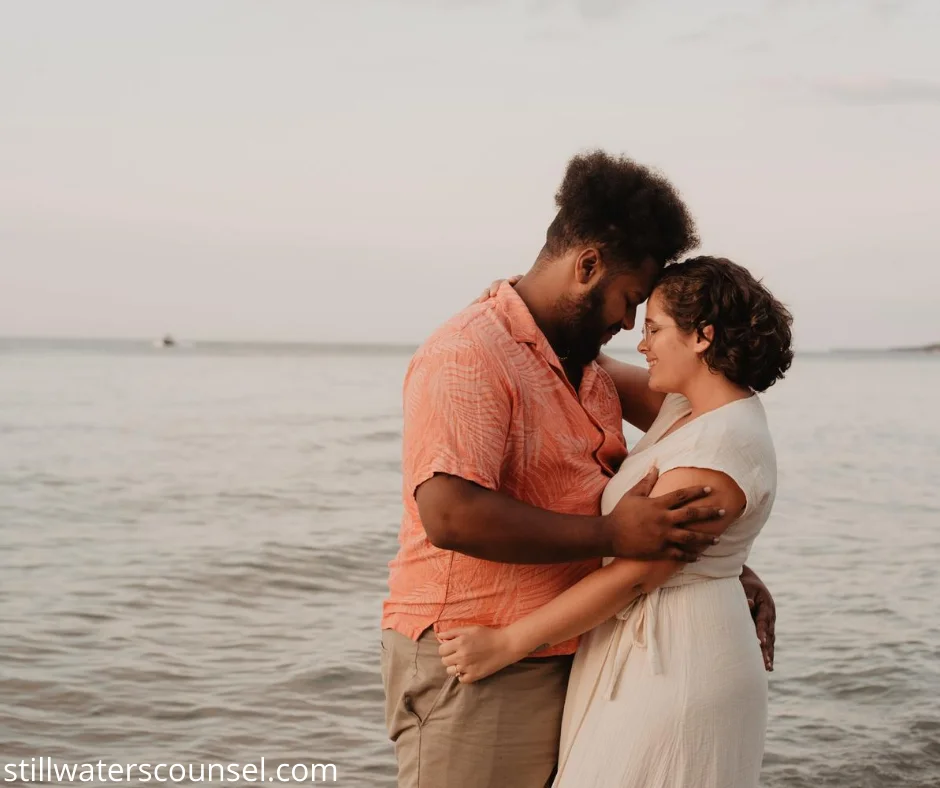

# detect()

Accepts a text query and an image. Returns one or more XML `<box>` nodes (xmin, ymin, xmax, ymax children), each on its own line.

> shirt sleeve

<box><xmin>402</xmin><ymin>337</ymin><xmax>512</xmax><ymax>499</ymax></box>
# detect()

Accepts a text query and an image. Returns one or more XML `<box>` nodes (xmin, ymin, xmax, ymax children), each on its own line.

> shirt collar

<box><xmin>494</xmin><ymin>282</ymin><xmax>601</xmax><ymax>382</ymax></box>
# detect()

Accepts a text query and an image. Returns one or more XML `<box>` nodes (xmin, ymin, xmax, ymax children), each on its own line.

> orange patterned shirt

<box><xmin>382</xmin><ymin>282</ymin><xmax>628</xmax><ymax>656</ymax></box>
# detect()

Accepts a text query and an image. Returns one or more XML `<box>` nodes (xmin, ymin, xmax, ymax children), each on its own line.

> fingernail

<box><xmin>704</xmin><ymin>486</ymin><xmax>712</xmax><ymax>493</ymax></box>
<box><xmin>718</xmin><ymin>509</ymin><xmax>726</xmax><ymax>516</ymax></box>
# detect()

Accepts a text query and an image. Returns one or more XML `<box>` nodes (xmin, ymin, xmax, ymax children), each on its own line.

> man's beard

<box><xmin>556</xmin><ymin>284</ymin><xmax>609</xmax><ymax>367</ymax></box>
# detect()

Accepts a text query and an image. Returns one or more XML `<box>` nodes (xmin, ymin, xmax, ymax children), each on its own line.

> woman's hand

<box><xmin>437</xmin><ymin>625</ymin><xmax>527</xmax><ymax>683</ymax></box>
<box><xmin>471</xmin><ymin>274</ymin><xmax>524</xmax><ymax>305</ymax></box>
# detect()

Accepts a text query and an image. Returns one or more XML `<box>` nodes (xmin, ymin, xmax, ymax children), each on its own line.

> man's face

<box><xmin>559</xmin><ymin>256</ymin><xmax>660</xmax><ymax>366</ymax></box>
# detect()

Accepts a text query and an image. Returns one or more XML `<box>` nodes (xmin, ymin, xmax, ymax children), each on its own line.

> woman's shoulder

<box><xmin>692</xmin><ymin>394</ymin><xmax>769</xmax><ymax>437</ymax></box>
<box><xmin>660</xmin><ymin>396</ymin><xmax>775</xmax><ymax>472</ymax></box>
<box><xmin>662</xmin><ymin>395</ymin><xmax>777</xmax><ymax>518</ymax></box>
<box><xmin>688</xmin><ymin>398</ymin><xmax>773</xmax><ymax>472</ymax></box>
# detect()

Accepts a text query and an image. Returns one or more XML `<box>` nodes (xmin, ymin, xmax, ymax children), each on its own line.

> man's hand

<box><xmin>740</xmin><ymin>566</ymin><xmax>775</xmax><ymax>671</ymax></box>
<box><xmin>604</xmin><ymin>467</ymin><xmax>723</xmax><ymax>562</ymax></box>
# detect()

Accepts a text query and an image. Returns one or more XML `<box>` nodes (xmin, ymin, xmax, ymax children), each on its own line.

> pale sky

<box><xmin>2</xmin><ymin>0</ymin><xmax>938</xmax><ymax>351</ymax></box>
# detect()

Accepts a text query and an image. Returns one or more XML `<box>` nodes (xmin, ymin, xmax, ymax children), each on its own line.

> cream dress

<box><xmin>553</xmin><ymin>393</ymin><xmax>777</xmax><ymax>788</ymax></box>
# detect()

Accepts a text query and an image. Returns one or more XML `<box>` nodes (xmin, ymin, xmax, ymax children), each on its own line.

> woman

<box><xmin>438</xmin><ymin>256</ymin><xmax>793</xmax><ymax>787</ymax></box>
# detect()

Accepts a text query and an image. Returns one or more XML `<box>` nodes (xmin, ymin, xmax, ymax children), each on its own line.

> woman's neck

<box><xmin>678</xmin><ymin>367</ymin><xmax>753</xmax><ymax>418</ymax></box>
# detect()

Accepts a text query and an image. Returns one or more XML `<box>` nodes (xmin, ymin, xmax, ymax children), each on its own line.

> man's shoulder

<box><xmin>412</xmin><ymin>302</ymin><xmax>517</xmax><ymax>368</ymax></box>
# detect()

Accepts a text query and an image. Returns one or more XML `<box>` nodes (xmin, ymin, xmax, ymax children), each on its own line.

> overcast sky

<box><xmin>2</xmin><ymin>0</ymin><xmax>938</xmax><ymax>350</ymax></box>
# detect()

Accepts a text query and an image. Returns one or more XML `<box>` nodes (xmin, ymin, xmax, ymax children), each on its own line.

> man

<box><xmin>381</xmin><ymin>150</ymin><xmax>776</xmax><ymax>788</ymax></box>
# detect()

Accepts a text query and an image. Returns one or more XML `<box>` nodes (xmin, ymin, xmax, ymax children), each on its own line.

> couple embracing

<box><xmin>380</xmin><ymin>150</ymin><xmax>792</xmax><ymax>788</ymax></box>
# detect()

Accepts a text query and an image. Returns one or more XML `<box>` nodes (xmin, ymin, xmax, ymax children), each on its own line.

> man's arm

<box><xmin>436</xmin><ymin>468</ymin><xmax>742</xmax><ymax>683</ymax></box>
<box><xmin>597</xmin><ymin>353</ymin><xmax>666</xmax><ymax>433</ymax></box>
<box><xmin>405</xmin><ymin>339</ymin><xmax>721</xmax><ymax>566</ymax></box>
<box><xmin>416</xmin><ymin>470</ymin><xmax>722</xmax><ymax>564</ymax></box>
<box><xmin>740</xmin><ymin>565</ymin><xmax>776</xmax><ymax>671</ymax></box>
<box><xmin>495</xmin><ymin>467</ymin><xmax>741</xmax><ymax>653</ymax></box>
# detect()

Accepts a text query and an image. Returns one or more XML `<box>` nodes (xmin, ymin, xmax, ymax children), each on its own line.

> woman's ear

<box><xmin>694</xmin><ymin>325</ymin><xmax>714</xmax><ymax>354</ymax></box>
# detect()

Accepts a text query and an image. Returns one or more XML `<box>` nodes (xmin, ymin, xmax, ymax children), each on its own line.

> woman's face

<box><xmin>637</xmin><ymin>289</ymin><xmax>707</xmax><ymax>393</ymax></box>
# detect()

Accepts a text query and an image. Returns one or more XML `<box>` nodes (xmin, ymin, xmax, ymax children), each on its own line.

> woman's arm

<box><xmin>438</xmin><ymin>467</ymin><xmax>745</xmax><ymax>682</ymax></box>
<box><xmin>597</xmin><ymin>353</ymin><xmax>668</xmax><ymax>433</ymax></box>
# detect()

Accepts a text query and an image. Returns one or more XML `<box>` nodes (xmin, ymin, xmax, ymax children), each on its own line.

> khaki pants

<box><xmin>381</xmin><ymin>627</ymin><xmax>572</xmax><ymax>788</ymax></box>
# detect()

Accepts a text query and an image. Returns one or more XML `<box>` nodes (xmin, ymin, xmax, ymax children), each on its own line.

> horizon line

<box><xmin>2</xmin><ymin>334</ymin><xmax>936</xmax><ymax>355</ymax></box>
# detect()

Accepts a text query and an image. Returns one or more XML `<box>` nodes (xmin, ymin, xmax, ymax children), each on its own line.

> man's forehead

<box><xmin>610</xmin><ymin>266</ymin><xmax>657</xmax><ymax>299</ymax></box>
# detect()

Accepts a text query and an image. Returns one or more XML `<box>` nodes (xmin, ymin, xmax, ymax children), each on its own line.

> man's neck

<box><xmin>515</xmin><ymin>270</ymin><xmax>589</xmax><ymax>395</ymax></box>
<box><xmin>513</xmin><ymin>269</ymin><xmax>569</xmax><ymax>358</ymax></box>
<box><xmin>563</xmin><ymin>362</ymin><xmax>585</xmax><ymax>394</ymax></box>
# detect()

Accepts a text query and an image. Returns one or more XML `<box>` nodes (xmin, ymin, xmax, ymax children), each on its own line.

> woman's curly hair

<box><xmin>655</xmin><ymin>256</ymin><xmax>794</xmax><ymax>393</ymax></box>
<box><xmin>544</xmin><ymin>150</ymin><xmax>699</xmax><ymax>269</ymax></box>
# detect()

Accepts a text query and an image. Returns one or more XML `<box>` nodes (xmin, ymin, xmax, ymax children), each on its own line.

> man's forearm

<box><xmin>418</xmin><ymin>475</ymin><xmax>613</xmax><ymax>563</ymax></box>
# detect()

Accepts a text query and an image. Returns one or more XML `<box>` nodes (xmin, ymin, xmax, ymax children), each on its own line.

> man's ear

<box><xmin>574</xmin><ymin>247</ymin><xmax>602</xmax><ymax>285</ymax></box>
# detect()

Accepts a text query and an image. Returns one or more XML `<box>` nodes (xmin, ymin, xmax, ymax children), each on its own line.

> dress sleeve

<box><xmin>655</xmin><ymin>403</ymin><xmax>771</xmax><ymax>520</ymax></box>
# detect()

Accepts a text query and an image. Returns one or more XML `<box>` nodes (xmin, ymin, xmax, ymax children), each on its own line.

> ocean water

<box><xmin>1</xmin><ymin>339</ymin><xmax>938</xmax><ymax>787</ymax></box>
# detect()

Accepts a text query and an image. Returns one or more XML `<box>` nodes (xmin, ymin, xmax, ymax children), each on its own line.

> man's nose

<box><xmin>622</xmin><ymin>309</ymin><xmax>637</xmax><ymax>331</ymax></box>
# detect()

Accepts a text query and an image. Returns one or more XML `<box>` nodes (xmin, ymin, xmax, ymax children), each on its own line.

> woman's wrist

<box><xmin>504</xmin><ymin>623</ymin><xmax>546</xmax><ymax>660</ymax></box>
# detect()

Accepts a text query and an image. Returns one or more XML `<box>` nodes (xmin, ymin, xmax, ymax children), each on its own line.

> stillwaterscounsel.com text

<box><xmin>3</xmin><ymin>757</ymin><xmax>337</xmax><ymax>784</ymax></box>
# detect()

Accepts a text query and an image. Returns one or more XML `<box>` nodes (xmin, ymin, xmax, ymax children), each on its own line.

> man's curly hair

<box><xmin>542</xmin><ymin>150</ymin><xmax>699</xmax><ymax>269</ymax></box>
<box><xmin>656</xmin><ymin>256</ymin><xmax>794</xmax><ymax>393</ymax></box>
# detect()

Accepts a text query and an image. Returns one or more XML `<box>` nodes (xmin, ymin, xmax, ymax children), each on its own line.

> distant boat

<box><xmin>155</xmin><ymin>334</ymin><xmax>176</xmax><ymax>348</ymax></box>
